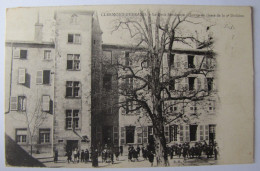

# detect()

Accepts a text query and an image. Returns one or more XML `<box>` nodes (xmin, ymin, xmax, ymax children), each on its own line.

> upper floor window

<box><xmin>125</xmin><ymin>52</ymin><xmax>132</xmax><ymax>66</ymax></box>
<box><xmin>188</xmin><ymin>55</ymin><xmax>195</xmax><ymax>68</ymax></box>
<box><xmin>66</xmin><ymin>81</ymin><xmax>80</xmax><ymax>98</ymax></box>
<box><xmin>207</xmin><ymin>78</ymin><xmax>214</xmax><ymax>91</ymax></box>
<box><xmin>70</xmin><ymin>14</ymin><xmax>78</xmax><ymax>24</ymax></box>
<box><xmin>42</xmin><ymin>95</ymin><xmax>50</xmax><ymax>112</ymax></box>
<box><xmin>36</xmin><ymin>70</ymin><xmax>51</xmax><ymax>85</ymax></box>
<box><xmin>169</xmin><ymin>77</ymin><xmax>175</xmax><ymax>91</ymax></box>
<box><xmin>39</xmin><ymin>129</ymin><xmax>50</xmax><ymax>144</ymax></box>
<box><xmin>18</xmin><ymin>68</ymin><xmax>26</xmax><ymax>84</ymax></box>
<box><xmin>14</xmin><ymin>49</ymin><xmax>27</xmax><ymax>59</ymax></box>
<box><xmin>169</xmin><ymin>53</ymin><xmax>175</xmax><ymax>68</ymax></box>
<box><xmin>10</xmin><ymin>96</ymin><xmax>26</xmax><ymax>111</ymax></box>
<box><xmin>68</xmin><ymin>34</ymin><xmax>81</xmax><ymax>44</ymax></box>
<box><xmin>67</xmin><ymin>54</ymin><xmax>80</xmax><ymax>70</ymax></box>
<box><xmin>188</xmin><ymin>77</ymin><xmax>196</xmax><ymax>91</ymax></box>
<box><xmin>16</xmin><ymin>129</ymin><xmax>27</xmax><ymax>143</ymax></box>
<box><xmin>65</xmin><ymin>109</ymin><xmax>80</xmax><ymax>129</ymax></box>
<box><xmin>44</xmin><ymin>50</ymin><xmax>51</xmax><ymax>60</ymax></box>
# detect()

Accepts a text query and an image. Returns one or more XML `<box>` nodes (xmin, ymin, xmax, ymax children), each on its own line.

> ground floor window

<box><xmin>39</xmin><ymin>129</ymin><xmax>50</xmax><ymax>144</ymax></box>
<box><xmin>16</xmin><ymin>129</ymin><xmax>27</xmax><ymax>143</ymax></box>
<box><xmin>190</xmin><ymin>125</ymin><xmax>198</xmax><ymax>141</ymax></box>
<box><xmin>125</xmin><ymin>126</ymin><xmax>135</xmax><ymax>144</ymax></box>
<box><xmin>170</xmin><ymin>125</ymin><xmax>178</xmax><ymax>142</ymax></box>
<box><xmin>209</xmin><ymin>124</ymin><xmax>216</xmax><ymax>144</ymax></box>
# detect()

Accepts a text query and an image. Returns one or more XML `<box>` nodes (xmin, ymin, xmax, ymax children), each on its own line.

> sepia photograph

<box><xmin>3</xmin><ymin>4</ymin><xmax>254</xmax><ymax>169</ymax></box>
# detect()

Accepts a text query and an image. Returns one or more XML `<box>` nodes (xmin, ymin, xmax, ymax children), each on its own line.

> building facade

<box><xmin>5</xmin><ymin>9</ymin><xmax>217</xmax><ymax>156</ymax></box>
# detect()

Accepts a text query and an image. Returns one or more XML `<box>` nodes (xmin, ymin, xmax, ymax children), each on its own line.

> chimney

<box><xmin>34</xmin><ymin>12</ymin><xmax>43</xmax><ymax>42</ymax></box>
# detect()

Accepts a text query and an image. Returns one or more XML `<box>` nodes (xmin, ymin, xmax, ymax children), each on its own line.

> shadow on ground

<box><xmin>5</xmin><ymin>134</ymin><xmax>46</xmax><ymax>167</ymax></box>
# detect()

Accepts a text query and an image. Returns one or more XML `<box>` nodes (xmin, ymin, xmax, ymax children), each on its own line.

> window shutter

<box><xmin>14</xmin><ymin>49</ymin><xmax>20</xmax><ymax>58</ymax></box>
<box><xmin>143</xmin><ymin>126</ymin><xmax>148</xmax><ymax>144</ymax></box>
<box><xmin>197</xmin><ymin>78</ymin><xmax>201</xmax><ymax>90</ymax></box>
<box><xmin>205</xmin><ymin>125</ymin><xmax>209</xmax><ymax>140</ymax></box>
<box><xmin>204</xmin><ymin>77</ymin><xmax>208</xmax><ymax>90</ymax></box>
<box><xmin>179</xmin><ymin>125</ymin><xmax>184</xmax><ymax>142</ymax></box>
<box><xmin>36</xmin><ymin>71</ymin><xmax>43</xmax><ymax>84</ymax></box>
<box><xmin>185</xmin><ymin>125</ymin><xmax>190</xmax><ymax>142</ymax></box>
<box><xmin>42</xmin><ymin>95</ymin><xmax>50</xmax><ymax>112</ymax></box>
<box><xmin>18</xmin><ymin>68</ymin><xmax>26</xmax><ymax>84</ymax></box>
<box><xmin>10</xmin><ymin>97</ymin><xmax>18</xmax><ymax>110</ymax></box>
<box><xmin>137</xmin><ymin>127</ymin><xmax>142</xmax><ymax>144</ymax></box>
<box><xmin>199</xmin><ymin>125</ymin><xmax>204</xmax><ymax>140</ymax></box>
<box><xmin>120</xmin><ymin>127</ymin><xmax>125</xmax><ymax>145</ymax></box>
<box><xmin>164</xmin><ymin>126</ymin><xmax>170</xmax><ymax>143</ymax></box>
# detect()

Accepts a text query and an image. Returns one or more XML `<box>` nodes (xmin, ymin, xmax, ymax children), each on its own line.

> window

<box><xmin>169</xmin><ymin>53</ymin><xmax>175</xmax><ymax>67</ymax></box>
<box><xmin>39</xmin><ymin>129</ymin><xmax>50</xmax><ymax>144</ymax></box>
<box><xmin>207</xmin><ymin>78</ymin><xmax>214</xmax><ymax>91</ymax></box>
<box><xmin>14</xmin><ymin>49</ymin><xmax>28</xmax><ymax>59</ymax></box>
<box><xmin>10</xmin><ymin>96</ymin><xmax>26</xmax><ymax>111</ymax></box>
<box><xmin>42</xmin><ymin>95</ymin><xmax>50</xmax><ymax>112</ymax></box>
<box><xmin>36</xmin><ymin>70</ymin><xmax>51</xmax><ymax>85</ymax></box>
<box><xmin>66</xmin><ymin>81</ymin><xmax>80</xmax><ymax>97</ymax></box>
<box><xmin>103</xmin><ymin>51</ymin><xmax>112</xmax><ymax>64</ymax></box>
<box><xmin>188</xmin><ymin>77</ymin><xmax>196</xmax><ymax>91</ymax></box>
<box><xmin>209</xmin><ymin>125</ymin><xmax>216</xmax><ymax>144</ymax></box>
<box><xmin>44</xmin><ymin>50</ymin><xmax>51</xmax><ymax>60</ymax></box>
<box><xmin>67</xmin><ymin>54</ymin><xmax>80</xmax><ymax>70</ymax></box>
<box><xmin>125</xmin><ymin>78</ymin><xmax>133</xmax><ymax>90</ymax></box>
<box><xmin>125</xmin><ymin>126</ymin><xmax>135</xmax><ymax>143</ymax></box>
<box><xmin>65</xmin><ymin>109</ymin><xmax>80</xmax><ymax>129</ymax></box>
<box><xmin>103</xmin><ymin>74</ymin><xmax>112</xmax><ymax>90</ymax></box>
<box><xmin>68</xmin><ymin>34</ymin><xmax>81</xmax><ymax>44</ymax></box>
<box><xmin>18</xmin><ymin>68</ymin><xmax>26</xmax><ymax>84</ymax></box>
<box><xmin>170</xmin><ymin>125</ymin><xmax>178</xmax><ymax>142</ymax></box>
<box><xmin>188</xmin><ymin>55</ymin><xmax>195</xmax><ymax>68</ymax></box>
<box><xmin>70</xmin><ymin>14</ymin><xmax>78</xmax><ymax>24</ymax></box>
<box><xmin>125</xmin><ymin>52</ymin><xmax>132</xmax><ymax>66</ymax></box>
<box><xmin>126</xmin><ymin>99</ymin><xmax>134</xmax><ymax>114</ymax></box>
<box><xmin>190</xmin><ymin>125</ymin><xmax>198</xmax><ymax>141</ymax></box>
<box><xmin>16</xmin><ymin>129</ymin><xmax>27</xmax><ymax>143</ymax></box>
<box><xmin>169</xmin><ymin>77</ymin><xmax>175</xmax><ymax>90</ymax></box>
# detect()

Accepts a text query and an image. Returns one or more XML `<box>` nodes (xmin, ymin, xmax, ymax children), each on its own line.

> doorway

<box><xmin>125</xmin><ymin>126</ymin><xmax>135</xmax><ymax>144</ymax></box>
<box><xmin>66</xmin><ymin>140</ymin><xmax>78</xmax><ymax>152</ymax></box>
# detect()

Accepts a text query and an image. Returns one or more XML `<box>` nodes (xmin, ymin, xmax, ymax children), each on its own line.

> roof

<box><xmin>5</xmin><ymin>40</ymin><xmax>55</xmax><ymax>48</ymax></box>
<box><xmin>102</xmin><ymin>44</ymin><xmax>215</xmax><ymax>56</ymax></box>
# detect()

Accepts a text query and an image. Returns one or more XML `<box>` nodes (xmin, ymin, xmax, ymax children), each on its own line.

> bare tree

<box><xmin>105</xmin><ymin>10</ymin><xmax>216</xmax><ymax>166</ymax></box>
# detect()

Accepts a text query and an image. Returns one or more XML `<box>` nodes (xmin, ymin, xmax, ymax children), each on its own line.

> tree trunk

<box><xmin>153</xmin><ymin>125</ymin><xmax>169</xmax><ymax>166</ymax></box>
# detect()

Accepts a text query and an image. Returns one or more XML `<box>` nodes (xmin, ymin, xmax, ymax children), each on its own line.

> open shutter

<box><xmin>164</xmin><ymin>126</ymin><xmax>170</xmax><ymax>143</ymax></box>
<box><xmin>36</xmin><ymin>71</ymin><xmax>43</xmax><ymax>84</ymax></box>
<box><xmin>120</xmin><ymin>127</ymin><xmax>125</xmax><ymax>145</ymax></box>
<box><xmin>205</xmin><ymin>125</ymin><xmax>209</xmax><ymax>141</ymax></box>
<box><xmin>14</xmin><ymin>49</ymin><xmax>20</xmax><ymax>58</ymax></box>
<box><xmin>179</xmin><ymin>125</ymin><xmax>184</xmax><ymax>142</ymax></box>
<box><xmin>143</xmin><ymin>126</ymin><xmax>148</xmax><ymax>144</ymax></box>
<box><xmin>42</xmin><ymin>95</ymin><xmax>50</xmax><ymax>112</ymax></box>
<box><xmin>10</xmin><ymin>97</ymin><xmax>18</xmax><ymax>110</ymax></box>
<box><xmin>197</xmin><ymin>78</ymin><xmax>201</xmax><ymax>90</ymax></box>
<box><xmin>137</xmin><ymin>127</ymin><xmax>142</xmax><ymax>144</ymax></box>
<box><xmin>18</xmin><ymin>68</ymin><xmax>26</xmax><ymax>84</ymax></box>
<box><xmin>185</xmin><ymin>125</ymin><xmax>190</xmax><ymax>142</ymax></box>
<box><xmin>204</xmin><ymin>77</ymin><xmax>208</xmax><ymax>91</ymax></box>
<box><xmin>199</xmin><ymin>125</ymin><xmax>204</xmax><ymax>141</ymax></box>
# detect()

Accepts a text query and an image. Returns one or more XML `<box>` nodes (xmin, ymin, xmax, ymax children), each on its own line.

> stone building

<box><xmin>5</xmin><ymin>9</ymin><xmax>217</xmax><ymax>156</ymax></box>
<box><xmin>5</xmin><ymin>18</ymin><xmax>55</xmax><ymax>154</ymax></box>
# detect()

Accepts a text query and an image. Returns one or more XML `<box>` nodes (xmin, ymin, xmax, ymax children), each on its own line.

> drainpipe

<box><xmin>5</xmin><ymin>42</ymin><xmax>14</xmax><ymax>114</ymax></box>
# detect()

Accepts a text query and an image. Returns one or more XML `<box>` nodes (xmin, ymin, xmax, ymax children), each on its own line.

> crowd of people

<box><xmin>54</xmin><ymin>141</ymin><xmax>218</xmax><ymax>167</ymax></box>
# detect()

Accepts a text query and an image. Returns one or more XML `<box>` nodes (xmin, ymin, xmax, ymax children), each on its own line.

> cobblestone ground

<box><xmin>35</xmin><ymin>154</ymin><xmax>217</xmax><ymax>168</ymax></box>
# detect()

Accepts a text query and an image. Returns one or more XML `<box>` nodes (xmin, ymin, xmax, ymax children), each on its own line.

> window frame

<box><xmin>67</xmin><ymin>54</ymin><xmax>81</xmax><ymax>71</ymax></box>
<box><xmin>39</xmin><ymin>128</ymin><xmax>51</xmax><ymax>144</ymax></box>
<box><xmin>16</xmin><ymin>128</ymin><xmax>27</xmax><ymax>144</ymax></box>
<box><xmin>68</xmin><ymin>33</ymin><xmax>81</xmax><ymax>44</ymax></box>
<box><xmin>18</xmin><ymin>96</ymin><xmax>26</xmax><ymax>112</ymax></box>
<box><xmin>65</xmin><ymin>81</ymin><xmax>81</xmax><ymax>98</ymax></box>
<box><xmin>65</xmin><ymin>109</ymin><xmax>80</xmax><ymax>130</ymax></box>
<box><xmin>43</xmin><ymin>50</ymin><xmax>52</xmax><ymax>60</ymax></box>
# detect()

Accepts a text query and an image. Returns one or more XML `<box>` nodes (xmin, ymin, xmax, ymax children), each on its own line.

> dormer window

<box><xmin>71</xmin><ymin>14</ymin><xmax>78</xmax><ymax>24</ymax></box>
